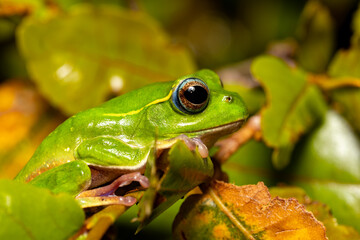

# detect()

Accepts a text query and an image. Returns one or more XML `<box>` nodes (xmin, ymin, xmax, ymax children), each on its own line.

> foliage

<box><xmin>0</xmin><ymin>179</ymin><xmax>84</xmax><ymax>239</ymax></box>
<box><xmin>269</xmin><ymin>186</ymin><xmax>360</xmax><ymax>240</ymax></box>
<box><xmin>252</xmin><ymin>55</ymin><xmax>327</xmax><ymax>169</ymax></box>
<box><xmin>173</xmin><ymin>181</ymin><xmax>327</xmax><ymax>240</ymax></box>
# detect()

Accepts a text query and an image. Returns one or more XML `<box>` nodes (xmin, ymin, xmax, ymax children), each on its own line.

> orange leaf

<box><xmin>0</xmin><ymin>80</ymin><xmax>63</xmax><ymax>179</ymax></box>
<box><xmin>173</xmin><ymin>181</ymin><xmax>327</xmax><ymax>240</ymax></box>
<box><xmin>0</xmin><ymin>81</ymin><xmax>45</xmax><ymax>152</ymax></box>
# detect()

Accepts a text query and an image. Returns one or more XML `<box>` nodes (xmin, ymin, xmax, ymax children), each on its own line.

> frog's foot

<box><xmin>176</xmin><ymin>134</ymin><xmax>209</xmax><ymax>158</ymax></box>
<box><xmin>76</xmin><ymin>172</ymin><xmax>149</xmax><ymax>208</ymax></box>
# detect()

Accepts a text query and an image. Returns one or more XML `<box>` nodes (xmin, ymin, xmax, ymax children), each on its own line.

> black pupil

<box><xmin>184</xmin><ymin>85</ymin><xmax>208</xmax><ymax>104</ymax></box>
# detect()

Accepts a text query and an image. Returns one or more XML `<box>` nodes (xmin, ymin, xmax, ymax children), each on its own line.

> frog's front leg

<box><xmin>29</xmin><ymin>161</ymin><xmax>92</xmax><ymax>195</ymax></box>
<box><xmin>28</xmin><ymin>161</ymin><xmax>144</xmax><ymax>208</ymax></box>
<box><xmin>75</xmin><ymin>137</ymin><xmax>151</xmax><ymax>208</ymax></box>
<box><xmin>76</xmin><ymin>172</ymin><xmax>149</xmax><ymax>208</ymax></box>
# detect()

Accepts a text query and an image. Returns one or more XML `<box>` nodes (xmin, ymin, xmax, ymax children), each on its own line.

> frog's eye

<box><xmin>172</xmin><ymin>78</ymin><xmax>210</xmax><ymax>114</ymax></box>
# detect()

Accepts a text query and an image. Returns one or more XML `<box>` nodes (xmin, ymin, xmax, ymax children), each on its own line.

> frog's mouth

<box><xmin>156</xmin><ymin>119</ymin><xmax>246</xmax><ymax>152</ymax></box>
<box><xmin>190</xmin><ymin>119</ymin><xmax>246</xmax><ymax>148</ymax></box>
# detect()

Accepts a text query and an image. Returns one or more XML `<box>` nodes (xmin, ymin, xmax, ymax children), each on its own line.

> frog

<box><xmin>15</xmin><ymin>69</ymin><xmax>248</xmax><ymax>208</ymax></box>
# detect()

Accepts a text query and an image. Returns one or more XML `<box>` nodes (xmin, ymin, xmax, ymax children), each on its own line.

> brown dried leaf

<box><xmin>173</xmin><ymin>181</ymin><xmax>327</xmax><ymax>240</ymax></box>
<box><xmin>270</xmin><ymin>186</ymin><xmax>360</xmax><ymax>240</ymax></box>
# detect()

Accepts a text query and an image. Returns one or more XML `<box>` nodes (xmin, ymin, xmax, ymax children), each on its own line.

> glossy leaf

<box><xmin>251</xmin><ymin>55</ymin><xmax>327</xmax><ymax>169</ymax></box>
<box><xmin>0</xmin><ymin>179</ymin><xmax>84</xmax><ymax>239</ymax></box>
<box><xmin>137</xmin><ymin>140</ymin><xmax>213</xmax><ymax>231</ymax></box>
<box><xmin>286</xmin><ymin>110</ymin><xmax>360</xmax><ymax>232</ymax></box>
<box><xmin>173</xmin><ymin>181</ymin><xmax>327</xmax><ymax>240</ymax></box>
<box><xmin>270</xmin><ymin>186</ymin><xmax>360</xmax><ymax>240</ymax></box>
<box><xmin>17</xmin><ymin>4</ymin><xmax>195</xmax><ymax>115</ymax></box>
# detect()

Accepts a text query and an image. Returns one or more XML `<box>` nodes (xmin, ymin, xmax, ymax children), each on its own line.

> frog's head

<box><xmin>149</xmin><ymin>69</ymin><xmax>248</xmax><ymax>148</ymax></box>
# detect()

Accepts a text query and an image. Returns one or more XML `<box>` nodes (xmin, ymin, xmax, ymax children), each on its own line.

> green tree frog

<box><xmin>15</xmin><ymin>69</ymin><xmax>248</xmax><ymax>208</ymax></box>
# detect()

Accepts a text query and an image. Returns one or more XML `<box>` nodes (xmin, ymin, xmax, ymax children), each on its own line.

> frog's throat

<box><xmin>157</xmin><ymin>119</ymin><xmax>245</xmax><ymax>150</ymax></box>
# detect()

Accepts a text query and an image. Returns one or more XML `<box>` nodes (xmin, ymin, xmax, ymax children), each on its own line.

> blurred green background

<box><xmin>2</xmin><ymin>0</ymin><xmax>358</xmax><ymax>82</ymax></box>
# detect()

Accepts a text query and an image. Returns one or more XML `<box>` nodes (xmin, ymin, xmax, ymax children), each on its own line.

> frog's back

<box><xmin>98</xmin><ymin>81</ymin><xmax>173</xmax><ymax>112</ymax></box>
<box><xmin>15</xmin><ymin>81</ymin><xmax>174</xmax><ymax>182</ymax></box>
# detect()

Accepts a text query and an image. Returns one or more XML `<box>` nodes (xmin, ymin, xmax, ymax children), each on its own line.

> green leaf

<box><xmin>137</xmin><ymin>140</ymin><xmax>213</xmax><ymax>231</ymax></box>
<box><xmin>328</xmin><ymin>86</ymin><xmax>360</xmax><ymax>134</ymax></box>
<box><xmin>295</xmin><ymin>1</ymin><xmax>335</xmax><ymax>73</ymax></box>
<box><xmin>286</xmin><ymin>110</ymin><xmax>360</xmax><ymax>232</ymax></box>
<box><xmin>270</xmin><ymin>186</ymin><xmax>360</xmax><ymax>240</ymax></box>
<box><xmin>0</xmin><ymin>179</ymin><xmax>84</xmax><ymax>240</ymax></box>
<box><xmin>329</xmin><ymin>48</ymin><xmax>360</xmax><ymax>78</ymax></box>
<box><xmin>327</xmin><ymin>48</ymin><xmax>360</xmax><ymax>134</ymax></box>
<box><xmin>324</xmin><ymin>4</ymin><xmax>360</xmax><ymax>133</ymax></box>
<box><xmin>17</xmin><ymin>4</ymin><xmax>195</xmax><ymax>115</ymax></box>
<box><xmin>251</xmin><ymin>55</ymin><xmax>327</xmax><ymax>169</ymax></box>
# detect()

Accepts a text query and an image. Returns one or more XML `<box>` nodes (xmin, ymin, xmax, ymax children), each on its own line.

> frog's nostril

<box><xmin>222</xmin><ymin>95</ymin><xmax>233</xmax><ymax>103</ymax></box>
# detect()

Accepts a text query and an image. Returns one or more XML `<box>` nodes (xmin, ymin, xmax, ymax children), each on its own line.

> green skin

<box><xmin>15</xmin><ymin>69</ymin><xmax>248</xmax><ymax>203</ymax></box>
